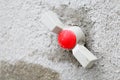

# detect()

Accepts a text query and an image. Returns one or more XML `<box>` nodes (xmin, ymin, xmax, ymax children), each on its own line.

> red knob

<box><xmin>58</xmin><ymin>30</ymin><xmax>76</xmax><ymax>50</ymax></box>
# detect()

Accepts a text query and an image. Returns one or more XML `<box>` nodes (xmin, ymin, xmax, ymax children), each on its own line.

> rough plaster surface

<box><xmin>0</xmin><ymin>0</ymin><xmax>120</xmax><ymax>80</ymax></box>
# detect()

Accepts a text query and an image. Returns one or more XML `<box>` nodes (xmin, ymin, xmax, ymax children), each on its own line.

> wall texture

<box><xmin>0</xmin><ymin>0</ymin><xmax>120</xmax><ymax>80</ymax></box>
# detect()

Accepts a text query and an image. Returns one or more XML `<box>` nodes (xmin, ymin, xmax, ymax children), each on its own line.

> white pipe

<box><xmin>72</xmin><ymin>44</ymin><xmax>98</xmax><ymax>68</ymax></box>
<box><xmin>41</xmin><ymin>11</ymin><xmax>64</xmax><ymax>34</ymax></box>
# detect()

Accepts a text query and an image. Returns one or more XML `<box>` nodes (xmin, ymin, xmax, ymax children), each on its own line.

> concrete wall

<box><xmin>0</xmin><ymin>0</ymin><xmax>120</xmax><ymax>80</ymax></box>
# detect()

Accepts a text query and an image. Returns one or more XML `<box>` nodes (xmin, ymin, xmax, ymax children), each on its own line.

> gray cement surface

<box><xmin>0</xmin><ymin>0</ymin><xmax>120</xmax><ymax>80</ymax></box>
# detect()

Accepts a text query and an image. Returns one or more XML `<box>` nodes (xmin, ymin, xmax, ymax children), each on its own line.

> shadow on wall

<box><xmin>52</xmin><ymin>5</ymin><xmax>95</xmax><ymax>49</ymax></box>
<box><xmin>0</xmin><ymin>61</ymin><xmax>60</xmax><ymax>80</ymax></box>
<box><xmin>44</xmin><ymin>5</ymin><xmax>95</xmax><ymax>66</ymax></box>
<box><xmin>52</xmin><ymin>4</ymin><xmax>95</xmax><ymax>37</ymax></box>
